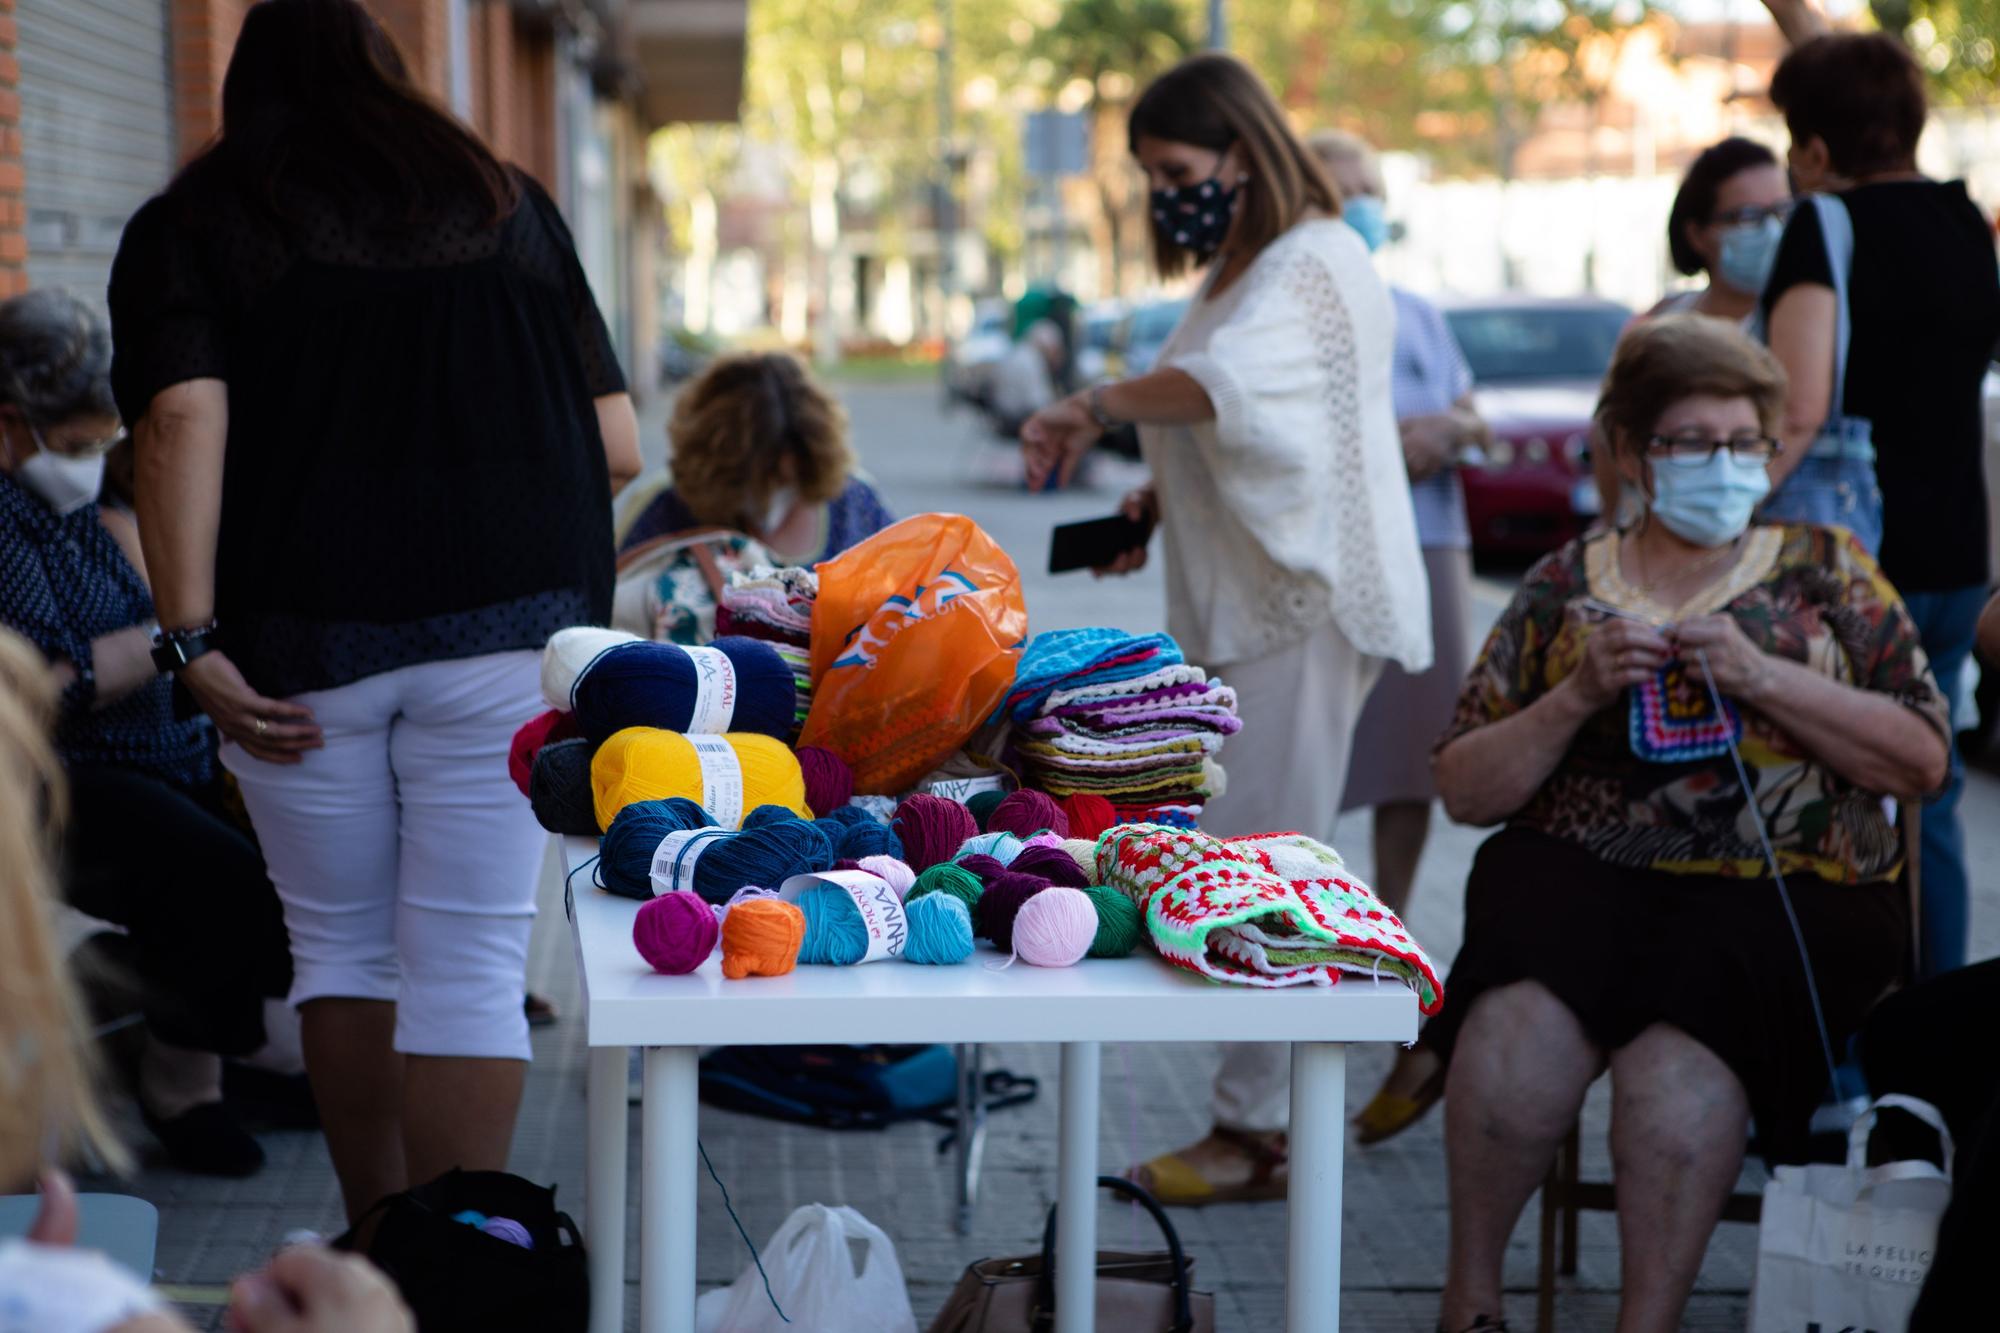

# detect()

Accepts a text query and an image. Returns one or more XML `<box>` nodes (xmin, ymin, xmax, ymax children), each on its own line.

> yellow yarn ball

<box><xmin>591</xmin><ymin>728</ymin><xmax>810</xmax><ymax>830</ymax></box>
<box><xmin>1058</xmin><ymin>838</ymin><xmax>1101</xmax><ymax>886</ymax></box>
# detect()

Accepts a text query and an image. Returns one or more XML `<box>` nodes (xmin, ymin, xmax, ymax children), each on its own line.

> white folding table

<box><xmin>563</xmin><ymin>836</ymin><xmax>1417</xmax><ymax>1333</ymax></box>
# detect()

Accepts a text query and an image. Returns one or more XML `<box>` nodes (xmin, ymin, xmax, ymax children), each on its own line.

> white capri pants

<box><xmin>224</xmin><ymin>651</ymin><xmax>546</xmax><ymax>1061</ymax></box>
<box><xmin>1198</xmin><ymin>617</ymin><xmax>1383</xmax><ymax>1133</ymax></box>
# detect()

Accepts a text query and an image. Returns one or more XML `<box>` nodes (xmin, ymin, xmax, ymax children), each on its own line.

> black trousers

<box><xmin>63</xmin><ymin>765</ymin><xmax>292</xmax><ymax>1057</ymax></box>
<box><xmin>1858</xmin><ymin>957</ymin><xmax>2000</xmax><ymax>1330</ymax></box>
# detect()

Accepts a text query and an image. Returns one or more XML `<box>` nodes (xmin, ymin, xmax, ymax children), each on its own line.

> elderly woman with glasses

<box><xmin>0</xmin><ymin>288</ymin><xmax>291</xmax><ymax>1179</ymax></box>
<box><xmin>1424</xmin><ymin>315</ymin><xmax>1948</xmax><ymax>1333</ymax></box>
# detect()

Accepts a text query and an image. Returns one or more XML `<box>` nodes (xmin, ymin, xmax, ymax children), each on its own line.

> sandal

<box><xmin>1354</xmin><ymin>1045</ymin><xmax>1445</xmax><ymax>1146</ymax></box>
<box><xmin>1127</xmin><ymin>1126</ymin><xmax>1288</xmax><ymax>1206</ymax></box>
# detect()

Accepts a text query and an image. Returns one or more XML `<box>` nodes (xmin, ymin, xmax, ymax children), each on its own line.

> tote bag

<box><xmin>1749</xmin><ymin>1094</ymin><xmax>1953</xmax><ymax>1333</ymax></box>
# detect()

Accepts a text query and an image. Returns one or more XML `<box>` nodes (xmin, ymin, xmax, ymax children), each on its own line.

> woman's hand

<box><xmin>226</xmin><ymin>1247</ymin><xmax>414</xmax><ymax>1333</ymax></box>
<box><xmin>181</xmin><ymin>652</ymin><xmax>322</xmax><ymax>764</ymax></box>
<box><xmin>1094</xmin><ymin>486</ymin><xmax>1159</xmax><ymax>578</ymax></box>
<box><xmin>1566</xmin><ymin>614</ymin><xmax>1673</xmax><ymax>711</ymax></box>
<box><xmin>1672</xmin><ymin>615</ymin><xmax>1776</xmax><ymax>705</ymax></box>
<box><xmin>1398</xmin><ymin>414</ymin><xmax>1460</xmax><ymax>481</ymax></box>
<box><xmin>1021</xmin><ymin>394</ymin><xmax>1103</xmax><ymax>490</ymax></box>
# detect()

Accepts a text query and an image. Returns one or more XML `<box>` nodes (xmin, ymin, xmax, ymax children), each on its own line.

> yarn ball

<box><xmin>540</xmin><ymin>627</ymin><xmax>641</xmax><ymax>711</ymax></box>
<box><xmin>986</xmin><ymin>790</ymin><xmax>1069</xmax><ymax>841</ymax></box>
<box><xmin>903</xmin><ymin>893</ymin><xmax>975</xmax><ymax>965</ymax></box>
<box><xmin>1059</xmin><ymin>794</ymin><xmax>1118</xmax><ymax>841</ymax></box>
<box><xmin>891</xmin><ymin>794</ymin><xmax>979</xmax><ymax>872</ymax></box>
<box><xmin>1022</xmin><ymin>831</ymin><xmax>1066</xmax><ymax>851</ymax></box>
<box><xmin>633</xmin><ymin>890</ymin><xmax>718</xmax><ymax>975</ymax></box>
<box><xmin>797</xmin><ymin>884</ymin><xmax>873</xmax><ymax>965</ymax></box>
<box><xmin>1013</xmin><ymin>886</ymin><xmax>1097</xmax><ymax>967</ymax></box>
<box><xmin>452</xmin><ymin>1211</ymin><xmax>488</xmax><ymax>1227</ymax></box>
<box><xmin>956</xmin><ymin>831</ymin><xmax>1025</xmax><ymax>867</ymax></box>
<box><xmin>815</xmin><ymin>805</ymin><xmax>878</xmax><ymax>830</ymax></box>
<box><xmin>965</xmin><ymin>788</ymin><xmax>1008</xmax><ymax>832</ymax></box>
<box><xmin>479</xmin><ymin>1217</ymin><xmax>535</xmax><ymax>1249</ymax></box>
<box><xmin>720</xmin><ymin>898</ymin><xmax>805</xmax><ymax>979</ymax></box>
<box><xmin>974</xmin><ymin>871</ymin><xmax>1052</xmax><ymax>953</ymax></box>
<box><xmin>1082</xmin><ymin>884</ymin><xmax>1143</xmax><ymax>959</ymax></box>
<box><xmin>509</xmin><ymin>710</ymin><xmax>579</xmax><ymax>798</ymax></box>
<box><xmin>907</xmin><ymin>862</ymin><xmax>983</xmax><ymax>914</ymax></box>
<box><xmin>857</xmin><ymin>855</ymin><xmax>916</xmax><ymax>898</ymax></box>
<box><xmin>591</xmin><ymin>728</ymin><xmax>808</xmax><ymax>830</ymax></box>
<box><xmin>834</xmin><ymin>819</ymin><xmax>904</xmax><ymax>862</ymax></box>
<box><xmin>572</xmin><ymin>638</ymin><xmax>794</xmax><ymax>743</ymax></box>
<box><xmin>529</xmin><ymin>738</ymin><xmax>601</xmax><ymax>835</ymax></box>
<box><xmin>832</xmin><ymin>858</ymin><xmax>865</xmax><ymax>872</ymax></box>
<box><xmin>600</xmin><ymin>798</ymin><xmax>715</xmax><ymax>898</ymax></box>
<box><xmin>953</xmin><ymin>853</ymin><xmax>1008</xmax><ymax>888</ymax></box>
<box><xmin>744</xmin><ymin>803</ymin><xmax>809</xmax><ymax>830</ymax></box>
<box><xmin>798</xmin><ymin>746</ymin><xmax>855</xmax><ymax>818</ymax></box>
<box><xmin>1058</xmin><ymin>839</ymin><xmax>1101</xmax><ymax>886</ymax></box>
<box><xmin>1008</xmin><ymin>844</ymin><xmax>1091</xmax><ymax>889</ymax></box>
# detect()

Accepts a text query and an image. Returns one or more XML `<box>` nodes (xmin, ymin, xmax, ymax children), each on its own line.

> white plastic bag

<box><xmin>695</xmin><ymin>1203</ymin><xmax>916</xmax><ymax>1333</ymax></box>
<box><xmin>1749</xmin><ymin>1094</ymin><xmax>1953</xmax><ymax>1333</ymax></box>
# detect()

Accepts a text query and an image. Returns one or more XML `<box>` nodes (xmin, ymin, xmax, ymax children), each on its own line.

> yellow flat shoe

<box><xmin>1353</xmin><ymin>1050</ymin><xmax>1445</xmax><ymax>1146</ymax></box>
<box><xmin>1127</xmin><ymin>1127</ymin><xmax>1288</xmax><ymax>1206</ymax></box>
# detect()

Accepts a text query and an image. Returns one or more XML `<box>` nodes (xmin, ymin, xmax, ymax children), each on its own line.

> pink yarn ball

<box><xmin>798</xmin><ymin>746</ymin><xmax>855</xmax><ymax>818</ymax></box>
<box><xmin>633</xmin><ymin>890</ymin><xmax>719</xmax><ymax>974</ymax></box>
<box><xmin>857</xmin><ymin>854</ymin><xmax>916</xmax><ymax>898</ymax></box>
<box><xmin>1012</xmin><ymin>886</ymin><xmax>1096</xmax><ymax>967</ymax></box>
<box><xmin>987</xmin><ymin>789</ymin><xmax>1069</xmax><ymax>841</ymax></box>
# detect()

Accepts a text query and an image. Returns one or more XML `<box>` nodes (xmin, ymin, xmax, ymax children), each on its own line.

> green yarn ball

<box><xmin>966</xmin><ymin>789</ymin><xmax>1008</xmax><ymax>832</ymax></box>
<box><xmin>908</xmin><ymin>862</ymin><xmax>984</xmax><ymax>915</ymax></box>
<box><xmin>1083</xmin><ymin>884</ymin><xmax>1143</xmax><ymax>959</ymax></box>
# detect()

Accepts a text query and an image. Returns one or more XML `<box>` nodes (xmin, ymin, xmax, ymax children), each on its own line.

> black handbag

<box><xmin>334</xmin><ymin>1168</ymin><xmax>589</xmax><ymax>1333</ymax></box>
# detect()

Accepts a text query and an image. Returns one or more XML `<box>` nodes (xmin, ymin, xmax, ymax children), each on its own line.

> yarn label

<box><xmin>777</xmin><ymin>870</ymin><xmax>907</xmax><ymax>962</ymax></box>
<box><xmin>928</xmin><ymin>776</ymin><xmax>1005</xmax><ymax>803</ymax></box>
<box><xmin>688</xmin><ymin>734</ymin><xmax>745</xmax><ymax>828</ymax></box>
<box><xmin>651</xmin><ymin>828</ymin><xmax>729</xmax><ymax>896</ymax></box>
<box><xmin>683</xmin><ymin>646</ymin><xmax>737</xmax><ymax>733</ymax></box>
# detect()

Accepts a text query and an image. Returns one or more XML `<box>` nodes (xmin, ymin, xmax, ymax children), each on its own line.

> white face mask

<box><xmin>14</xmin><ymin>423</ymin><xmax>104</xmax><ymax>516</ymax></box>
<box><xmin>759</xmin><ymin>485</ymin><xmax>799</xmax><ymax>536</ymax></box>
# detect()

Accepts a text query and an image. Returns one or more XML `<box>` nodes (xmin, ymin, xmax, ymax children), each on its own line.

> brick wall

<box><xmin>371</xmin><ymin>0</ymin><xmax>449</xmax><ymax>101</ymax></box>
<box><xmin>169</xmin><ymin>0</ymin><xmax>247</xmax><ymax>161</ymax></box>
<box><xmin>0</xmin><ymin>0</ymin><xmax>21</xmax><ymax>298</ymax></box>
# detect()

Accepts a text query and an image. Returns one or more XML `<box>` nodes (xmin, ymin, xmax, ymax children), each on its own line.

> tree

<box><xmin>1871</xmin><ymin>0</ymin><xmax>2000</xmax><ymax>98</ymax></box>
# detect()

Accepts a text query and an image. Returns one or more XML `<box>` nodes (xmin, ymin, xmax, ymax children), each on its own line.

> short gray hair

<box><xmin>0</xmin><ymin>289</ymin><xmax>115</xmax><ymax>425</ymax></box>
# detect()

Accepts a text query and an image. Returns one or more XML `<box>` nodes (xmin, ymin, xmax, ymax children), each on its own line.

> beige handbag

<box><xmin>926</xmin><ymin>1176</ymin><xmax>1215</xmax><ymax>1333</ymax></box>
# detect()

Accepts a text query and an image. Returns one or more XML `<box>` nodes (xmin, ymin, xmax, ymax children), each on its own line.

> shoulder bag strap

<box><xmin>1032</xmin><ymin>1175</ymin><xmax>1195</xmax><ymax>1332</ymax></box>
<box><xmin>1811</xmin><ymin>194</ymin><xmax>1857</xmax><ymax>429</ymax></box>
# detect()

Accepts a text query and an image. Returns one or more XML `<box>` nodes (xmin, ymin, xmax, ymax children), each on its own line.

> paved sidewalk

<box><xmin>121</xmin><ymin>383</ymin><xmax>1999</xmax><ymax>1330</ymax></box>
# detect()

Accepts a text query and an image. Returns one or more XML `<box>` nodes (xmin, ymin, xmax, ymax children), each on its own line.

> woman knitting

<box><xmin>1428</xmin><ymin>315</ymin><xmax>1946</xmax><ymax>1333</ymax></box>
<box><xmin>1020</xmin><ymin>52</ymin><xmax>1429</xmax><ymax>1205</ymax></box>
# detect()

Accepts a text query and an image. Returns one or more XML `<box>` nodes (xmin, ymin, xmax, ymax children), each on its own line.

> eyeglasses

<box><xmin>1645</xmin><ymin>431</ymin><xmax>1783</xmax><ymax>467</ymax></box>
<box><xmin>34</xmin><ymin>422</ymin><xmax>128</xmax><ymax>459</ymax></box>
<box><xmin>1710</xmin><ymin>201</ymin><xmax>1795</xmax><ymax>229</ymax></box>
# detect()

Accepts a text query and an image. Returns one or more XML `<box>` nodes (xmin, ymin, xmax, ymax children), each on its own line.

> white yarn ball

<box><xmin>857</xmin><ymin>854</ymin><xmax>916</xmax><ymax>899</ymax></box>
<box><xmin>540</xmin><ymin>626</ymin><xmax>642</xmax><ymax>711</ymax></box>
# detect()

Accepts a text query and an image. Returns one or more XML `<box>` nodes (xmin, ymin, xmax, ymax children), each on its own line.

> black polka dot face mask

<box><xmin>1149</xmin><ymin>175</ymin><xmax>1240</xmax><ymax>260</ymax></box>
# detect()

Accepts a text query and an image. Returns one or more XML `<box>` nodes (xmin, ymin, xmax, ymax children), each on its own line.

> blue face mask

<box><xmin>1716</xmin><ymin>216</ymin><xmax>1783</xmax><ymax>296</ymax></box>
<box><xmin>1150</xmin><ymin>175</ymin><xmax>1240</xmax><ymax>259</ymax></box>
<box><xmin>1342</xmin><ymin>195</ymin><xmax>1389</xmax><ymax>253</ymax></box>
<box><xmin>1648</xmin><ymin>451</ymin><xmax>1771</xmax><ymax>548</ymax></box>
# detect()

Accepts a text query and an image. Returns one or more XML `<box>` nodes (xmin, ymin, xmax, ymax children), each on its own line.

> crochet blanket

<box><xmin>1096</xmin><ymin>825</ymin><xmax>1444</xmax><ymax>1013</ymax></box>
<box><xmin>999</xmin><ymin>629</ymin><xmax>1184</xmax><ymax>722</ymax></box>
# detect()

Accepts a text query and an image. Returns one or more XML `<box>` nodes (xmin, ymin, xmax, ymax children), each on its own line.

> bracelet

<box><xmin>1086</xmin><ymin>385</ymin><xmax>1121</xmax><ymax>432</ymax></box>
<box><xmin>158</xmin><ymin>619</ymin><xmax>218</xmax><ymax>643</ymax></box>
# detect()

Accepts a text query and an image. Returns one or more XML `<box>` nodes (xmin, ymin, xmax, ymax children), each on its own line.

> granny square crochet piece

<box><xmin>1629</xmin><ymin>661</ymin><xmax>1742</xmax><ymax>764</ymax></box>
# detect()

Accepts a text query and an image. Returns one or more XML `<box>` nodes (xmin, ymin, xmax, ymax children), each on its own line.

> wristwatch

<box><xmin>151</xmin><ymin>621</ymin><xmax>220</xmax><ymax>675</ymax></box>
<box><xmin>1086</xmin><ymin>385</ymin><xmax>1121</xmax><ymax>432</ymax></box>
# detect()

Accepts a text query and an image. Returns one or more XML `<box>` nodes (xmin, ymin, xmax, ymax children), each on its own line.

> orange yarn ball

<box><xmin>720</xmin><ymin>899</ymin><xmax>806</xmax><ymax>980</ymax></box>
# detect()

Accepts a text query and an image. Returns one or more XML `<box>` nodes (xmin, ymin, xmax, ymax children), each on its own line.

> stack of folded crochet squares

<box><xmin>716</xmin><ymin>565</ymin><xmax>817</xmax><ymax>738</ymax></box>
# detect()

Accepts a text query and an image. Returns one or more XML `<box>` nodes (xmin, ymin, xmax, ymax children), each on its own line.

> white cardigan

<box><xmin>1143</xmin><ymin>218</ymin><xmax>1432</xmax><ymax>672</ymax></box>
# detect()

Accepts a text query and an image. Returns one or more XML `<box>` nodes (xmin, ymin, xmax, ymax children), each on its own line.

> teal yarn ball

<box><xmin>796</xmin><ymin>884</ymin><xmax>871</xmax><ymax>965</ymax></box>
<box><xmin>836</xmin><ymin>820</ymin><xmax>904</xmax><ymax>861</ymax></box>
<box><xmin>903</xmin><ymin>893</ymin><xmax>974</xmax><ymax>965</ymax></box>
<box><xmin>1083</xmin><ymin>885</ymin><xmax>1143</xmax><ymax>959</ymax></box>
<box><xmin>907</xmin><ymin>862</ymin><xmax>983</xmax><ymax>915</ymax></box>
<box><xmin>956</xmin><ymin>831</ymin><xmax>1024</xmax><ymax>867</ymax></box>
<box><xmin>966</xmin><ymin>788</ymin><xmax>1008</xmax><ymax>831</ymax></box>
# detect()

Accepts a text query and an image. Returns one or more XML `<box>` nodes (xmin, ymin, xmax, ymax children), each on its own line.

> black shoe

<box><xmin>223</xmin><ymin>1063</ymin><xmax>321</xmax><ymax>1131</ymax></box>
<box><xmin>142</xmin><ymin>1100</ymin><xmax>266</xmax><ymax>1178</ymax></box>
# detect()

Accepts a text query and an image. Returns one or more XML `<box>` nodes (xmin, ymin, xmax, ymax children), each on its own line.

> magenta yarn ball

<box><xmin>633</xmin><ymin>890</ymin><xmax>719</xmax><ymax>975</ymax></box>
<box><xmin>1008</xmin><ymin>844</ymin><xmax>1090</xmax><ymax>889</ymax></box>
<box><xmin>891</xmin><ymin>793</ymin><xmax>979</xmax><ymax>871</ymax></box>
<box><xmin>986</xmin><ymin>789</ymin><xmax>1069</xmax><ymax>841</ymax></box>
<box><xmin>953</xmin><ymin>853</ymin><xmax>1007</xmax><ymax>888</ymax></box>
<box><xmin>798</xmin><ymin>746</ymin><xmax>854</xmax><ymax>818</ymax></box>
<box><xmin>974</xmin><ymin>871</ymin><xmax>1052</xmax><ymax>953</ymax></box>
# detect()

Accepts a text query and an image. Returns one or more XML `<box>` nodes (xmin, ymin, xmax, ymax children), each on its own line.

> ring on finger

<box><xmin>254</xmin><ymin>716</ymin><xmax>269</xmax><ymax>738</ymax></box>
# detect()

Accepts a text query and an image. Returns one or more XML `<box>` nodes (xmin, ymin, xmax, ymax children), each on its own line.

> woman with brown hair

<box><xmin>108</xmin><ymin>0</ymin><xmax>639</xmax><ymax>1223</ymax></box>
<box><xmin>1429</xmin><ymin>315</ymin><xmax>1944</xmax><ymax>1333</ymax></box>
<box><xmin>1021</xmin><ymin>52</ymin><xmax>1429</xmax><ymax>1204</ymax></box>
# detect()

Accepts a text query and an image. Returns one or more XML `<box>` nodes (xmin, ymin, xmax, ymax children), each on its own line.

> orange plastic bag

<box><xmin>801</xmin><ymin>514</ymin><xmax>1028</xmax><ymax>795</ymax></box>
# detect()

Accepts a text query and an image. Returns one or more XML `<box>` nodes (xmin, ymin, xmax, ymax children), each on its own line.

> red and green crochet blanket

<box><xmin>1094</xmin><ymin>825</ymin><xmax>1444</xmax><ymax>1014</ymax></box>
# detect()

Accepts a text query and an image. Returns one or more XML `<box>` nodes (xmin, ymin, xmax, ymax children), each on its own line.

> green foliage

<box><xmin>1873</xmin><ymin>0</ymin><xmax>2000</xmax><ymax>99</ymax></box>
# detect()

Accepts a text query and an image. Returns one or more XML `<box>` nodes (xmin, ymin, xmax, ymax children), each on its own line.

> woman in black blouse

<box><xmin>0</xmin><ymin>287</ymin><xmax>289</xmax><ymax>1176</ymax></box>
<box><xmin>109</xmin><ymin>0</ymin><xmax>640</xmax><ymax>1221</ymax></box>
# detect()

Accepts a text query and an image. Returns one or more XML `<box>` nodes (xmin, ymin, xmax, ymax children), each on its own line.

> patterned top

<box><xmin>0</xmin><ymin>476</ymin><xmax>212</xmax><ymax>789</ymax></box>
<box><xmin>618</xmin><ymin>476</ymin><xmax>895</xmax><ymax>567</ymax></box>
<box><xmin>1389</xmin><ymin>288</ymin><xmax>1475</xmax><ymax>551</ymax></box>
<box><xmin>1439</xmin><ymin>523</ymin><xmax>1948</xmax><ymax>885</ymax></box>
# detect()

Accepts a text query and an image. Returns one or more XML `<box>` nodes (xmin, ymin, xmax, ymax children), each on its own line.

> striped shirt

<box><xmin>1390</xmin><ymin>288</ymin><xmax>1476</xmax><ymax>550</ymax></box>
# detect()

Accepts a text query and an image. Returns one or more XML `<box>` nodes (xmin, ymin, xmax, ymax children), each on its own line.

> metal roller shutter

<box><xmin>20</xmin><ymin>0</ymin><xmax>175</xmax><ymax>307</ymax></box>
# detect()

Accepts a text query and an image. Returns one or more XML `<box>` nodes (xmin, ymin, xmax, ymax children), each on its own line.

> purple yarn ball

<box><xmin>974</xmin><ymin>871</ymin><xmax>1053</xmax><ymax>953</ymax></box>
<box><xmin>954</xmin><ymin>853</ymin><xmax>1008</xmax><ymax>888</ymax></box>
<box><xmin>633</xmin><ymin>890</ymin><xmax>719</xmax><ymax>975</ymax></box>
<box><xmin>1008</xmin><ymin>844</ymin><xmax>1091</xmax><ymax>889</ymax></box>
<box><xmin>480</xmin><ymin>1216</ymin><xmax>535</xmax><ymax>1249</ymax></box>
<box><xmin>986</xmin><ymin>789</ymin><xmax>1070</xmax><ymax>841</ymax></box>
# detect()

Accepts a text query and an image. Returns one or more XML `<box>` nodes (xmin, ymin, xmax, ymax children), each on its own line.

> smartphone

<box><xmin>1049</xmin><ymin>512</ymin><xmax>1155</xmax><ymax>575</ymax></box>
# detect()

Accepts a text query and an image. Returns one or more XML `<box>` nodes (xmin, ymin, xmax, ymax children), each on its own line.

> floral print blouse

<box><xmin>1438</xmin><ymin>523</ymin><xmax>1948</xmax><ymax>885</ymax></box>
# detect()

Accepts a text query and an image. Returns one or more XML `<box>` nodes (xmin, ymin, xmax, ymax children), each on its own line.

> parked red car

<box><xmin>1440</xmin><ymin>296</ymin><xmax>1633</xmax><ymax>559</ymax></box>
